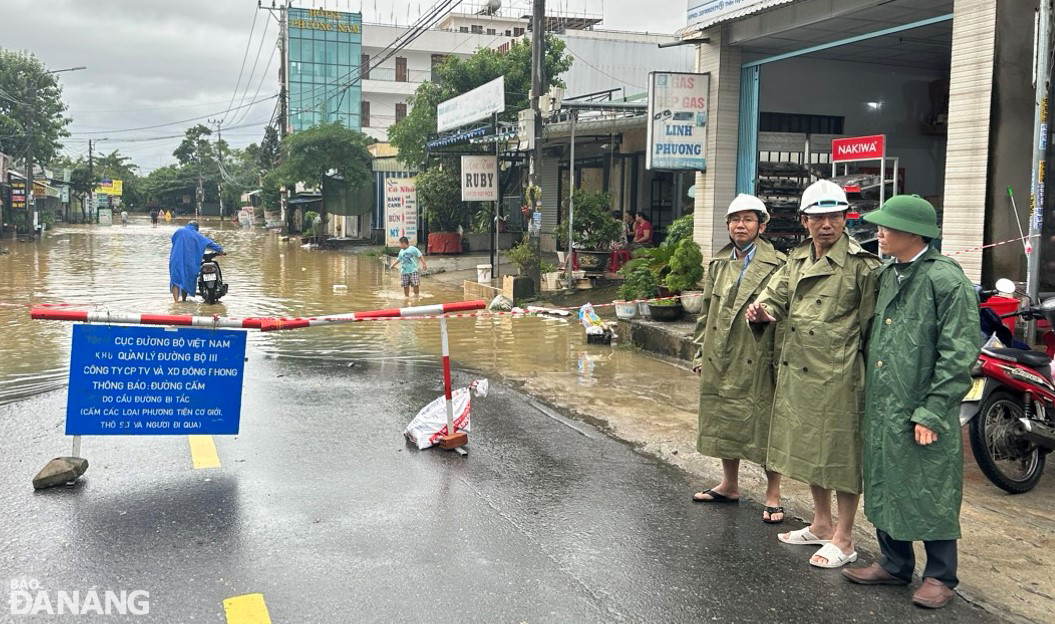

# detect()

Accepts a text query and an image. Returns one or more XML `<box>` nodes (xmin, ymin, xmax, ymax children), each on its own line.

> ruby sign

<box><xmin>832</xmin><ymin>135</ymin><xmax>885</xmax><ymax>163</ymax></box>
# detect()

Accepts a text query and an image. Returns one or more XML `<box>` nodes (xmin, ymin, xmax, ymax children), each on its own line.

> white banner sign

<box><xmin>461</xmin><ymin>156</ymin><xmax>499</xmax><ymax>202</ymax></box>
<box><xmin>437</xmin><ymin>76</ymin><xmax>505</xmax><ymax>133</ymax></box>
<box><xmin>687</xmin><ymin>0</ymin><xmax>773</xmax><ymax>29</ymax></box>
<box><xmin>647</xmin><ymin>72</ymin><xmax>710</xmax><ymax>171</ymax></box>
<box><xmin>385</xmin><ymin>178</ymin><xmax>418</xmax><ymax>247</ymax></box>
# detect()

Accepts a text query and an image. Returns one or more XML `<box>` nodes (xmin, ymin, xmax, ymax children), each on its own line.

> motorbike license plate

<box><xmin>203</xmin><ymin>273</ymin><xmax>217</xmax><ymax>282</ymax></box>
<box><xmin>963</xmin><ymin>377</ymin><xmax>986</xmax><ymax>402</ymax></box>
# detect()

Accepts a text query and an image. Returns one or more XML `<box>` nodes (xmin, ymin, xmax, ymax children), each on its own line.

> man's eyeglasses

<box><xmin>804</xmin><ymin>212</ymin><xmax>847</xmax><ymax>224</ymax></box>
<box><xmin>727</xmin><ymin>216</ymin><xmax>759</xmax><ymax>225</ymax></box>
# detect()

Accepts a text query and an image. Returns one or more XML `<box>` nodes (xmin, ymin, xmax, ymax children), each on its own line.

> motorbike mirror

<box><xmin>1042</xmin><ymin>297</ymin><xmax>1055</xmax><ymax>311</ymax></box>
<box><xmin>995</xmin><ymin>278</ymin><xmax>1017</xmax><ymax>296</ymax></box>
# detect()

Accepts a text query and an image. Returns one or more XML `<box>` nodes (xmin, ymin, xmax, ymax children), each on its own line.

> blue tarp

<box><xmin>168</xmin><ymin>225</ymin><xmax>222</xmax><ymax>295</ymax></box>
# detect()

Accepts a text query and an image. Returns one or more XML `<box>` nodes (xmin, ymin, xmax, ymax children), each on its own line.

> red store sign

<box><xmin>832</xmin><ymin>134</ymin><xmax>885</xmax><ymax>163</ymax></box>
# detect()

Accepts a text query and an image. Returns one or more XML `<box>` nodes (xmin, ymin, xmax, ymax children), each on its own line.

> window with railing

<box><xmin>361</xmin><ymin>67</ymin><xmax>432</xmax><ymax>83</ymax></box>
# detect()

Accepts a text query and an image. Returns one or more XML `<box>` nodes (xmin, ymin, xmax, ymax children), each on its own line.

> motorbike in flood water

<box><xmin>962</xmin><ymin>279</ymin><xmax>1055</xmax><ymax>493</ymax></box>
<box><xmin>196</xmin><ymin>251</ymin><xmax>228</xmax><ymax>305</ymax></box>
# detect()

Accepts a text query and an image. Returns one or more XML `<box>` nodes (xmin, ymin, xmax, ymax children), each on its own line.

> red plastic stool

<box><xmin>608</xmin><ymin>249</ymin><xmax>632</xmax><ymax>272</ymax></box>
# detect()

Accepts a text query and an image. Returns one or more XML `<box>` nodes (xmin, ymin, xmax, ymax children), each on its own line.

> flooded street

<box><xmin>0</xmin><ymin>217</ymin><xmax>698</xmax><ymax>410</ymax></box>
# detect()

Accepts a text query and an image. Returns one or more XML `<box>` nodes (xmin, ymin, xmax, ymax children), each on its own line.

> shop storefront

<box><xmin>685</xmin><ymin>0</ymin><xmax>1039</xmax><ymax>285</ymax></box>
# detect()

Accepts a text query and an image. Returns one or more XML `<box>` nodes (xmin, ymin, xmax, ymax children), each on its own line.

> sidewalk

<box><xmin>599</xmin><ymin>317</ymin><xmax>1054</xmax><ymax>623</ymax></box>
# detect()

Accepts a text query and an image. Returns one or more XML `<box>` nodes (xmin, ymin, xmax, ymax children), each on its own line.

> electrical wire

<box><xmin>221</xmin><ymin>9</ymin><xmax>261</xmax><ymax>125</ymax></box>
<box><xmin>69</xmin><ymin>95</ymin><xmax>278</xmax><ymax>135</ymax></box>
<box><xmin>229</xmin><ymin>39</ymin><xmax>280</xmax><ymax>127</ymax></box>
<box><xmin>226</xmin><ymin>17</ymin><xmax>273</xmax><ymax>126</ymax></box>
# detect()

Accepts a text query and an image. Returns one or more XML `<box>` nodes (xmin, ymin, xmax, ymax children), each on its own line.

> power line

<box><xmin>226</xmin><ymin>17</ymin><xmax>273</xmax><ymax>126</ymax></box>
<box><xmin>230</xmin><ymin>39</ymin><xmax>280</xmax><ymax>127</ymax></box>
<box><xmin>221</xmin><ymin>9</ymin><xmax>260</xmax><ymax>125</ymax></box>
<box><xmin>69</xmin><ymin>95</ymin><xmax>278</xmax><ymax>135</ymax></box>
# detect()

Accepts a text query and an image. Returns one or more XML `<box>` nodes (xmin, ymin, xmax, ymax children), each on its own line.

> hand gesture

<box><xmin>746</xmin><ymin>303</ymin><xmax>776</xmax><ymax>323</ymax></box>
<box><xmin>915</xmin><ymin>424</ymin><xmax>938</xmax><ymax>446</ymax></box>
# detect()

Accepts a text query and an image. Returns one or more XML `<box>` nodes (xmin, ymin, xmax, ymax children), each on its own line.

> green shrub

<box><xmin>556</xmin><ymin>190</ymin><xmax>622</xmax><ymax>250</ymax></box>
<box><xmin>664</xmin><ymin>238</ymin><xmax>704</xmax><ymax>293</ymax></box>
<box><xmin>618</xmin><ymin>261</ymin><xmax>659</xmax><ymax>301</ymax></box>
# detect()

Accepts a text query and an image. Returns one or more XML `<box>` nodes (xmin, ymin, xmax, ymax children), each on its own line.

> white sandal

<box><xmin>777</xmin><ymin>527</ymin><xmax>831</xmax><ymax>545</ymax></box>
<box><xmin>808</xmin><ymin>543</ymin><xmax>858</xmax><ymax>569</ymax></box>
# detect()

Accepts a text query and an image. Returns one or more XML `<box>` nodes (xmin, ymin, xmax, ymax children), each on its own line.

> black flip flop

<box><xmin>692</xmin><ymin>488</ymin><xmax>740</xmax><ymax>504</ymax></box>
<box><xmin>762</xmin><ymin>506</ymin><xmax>786</xmax><ymax>524</ymax></box>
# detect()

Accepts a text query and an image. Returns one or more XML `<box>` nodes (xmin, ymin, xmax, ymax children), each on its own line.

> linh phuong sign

<box><xmin>65</xmin><ymin>325</ymin><xmax>247</xmax><ymax>435</ymax></box>
<box><xmin>647</xmin><ymin>71</ymin><xmax>710</xmax><ymax>171</ymax></box>
<box><xmin>461</xmin><ymin>156</ymin><xmax>499</xmax><ymax>202</ymax></box>
<box><xmin>687</xmin><ymin>0</ymin><xmax>774</xmax><ymax>29</ymax></box>
<box><xmin>385</xmin><ymin>178</ymin><xmax>418</xmax><ymax>247</ymax></box>
<box><xmin>437</xmin><ymin>76</ymin><xmax>505</xmax><ymax>133</ymax></box>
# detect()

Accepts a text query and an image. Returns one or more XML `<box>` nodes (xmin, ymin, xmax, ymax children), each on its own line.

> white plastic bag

<box><xmin>404</xmin><ymin>379</ymin><xmax>489</xmax><ymax>450</ymax></box>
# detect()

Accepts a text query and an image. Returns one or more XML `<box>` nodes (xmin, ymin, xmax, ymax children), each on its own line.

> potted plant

<box><xmin>418</xmin><ymin>165</ymin><xmax>466</xmax><ymax>254</ymax></box>
<box><xmin>648</xmin><ymin>298</ymin><xmax>685</xmax><ymax>322</ymax></box>
<box><xmin>557</xmin><ymin>190</ymin><xmax>622</xmax><ymax>272</ymax></box>
<box><xmin>506</xmin><ymin>236</ymin><xmax>538</xmax><ymax>298</ymax></box>
<box><xmin>466</xmin><ymin>204</ymin><xmax>491</xmax><ymax>251</ymax></box>
<box><xmin>664</xmin><ymin>238</ymin><xmax>705</xmax><ymax>313</ymax></box>
<box><xmin>617</xmin><ymin>260</ymin><xmax>658</xmax><ymax>319</ymax></box>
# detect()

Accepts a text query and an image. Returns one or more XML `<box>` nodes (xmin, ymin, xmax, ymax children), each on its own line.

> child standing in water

<box><xmin>390</xmin><ymin>236</ymin><xmax>427</xmax><ymax>297</ymax></box>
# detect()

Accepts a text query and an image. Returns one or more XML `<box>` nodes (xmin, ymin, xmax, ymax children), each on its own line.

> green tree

<box><xmin>258</xmin><ymin>125</ymin><xmax>282</xmax><ymax>171</ymax></box>
<box><xmin>270</xmin><ymin>122</ymin><xmax>373</xmax><ymax>232</ymax></box>
<box><xmin>0</xmin><ymin>49</ymin><xmax>72</xmax><ymax>165</ymax></box>
<box><xmin>388</xmin><ymin>35</ymin><xmax>573</xmax><ymax>166</ymax></box>
<box><xmin>173</xmin><ymin>124</ymin><xmax>215</xmax><ymax>166</ymax></box>
<box><xmin>416</xmin><ymin>163</ymin><xmax>465</xmax><ymax>233</ymax></box>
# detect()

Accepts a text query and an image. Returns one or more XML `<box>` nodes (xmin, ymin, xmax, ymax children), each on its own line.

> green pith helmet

<box><xmin>863</xmin><ymin>194</ymin><xmax>940</xmax><ymax>238</ymax></box>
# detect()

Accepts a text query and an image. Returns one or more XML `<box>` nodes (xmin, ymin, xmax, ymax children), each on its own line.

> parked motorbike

<box><xmin>962</xmin><ymin>279</ymin><xmax>1055</xmax><ymax>493</ymax></box>
<box><xmin>196</xmin><ymin>251</ymin><xmax>228</xmax><ymax>305</ymax></box>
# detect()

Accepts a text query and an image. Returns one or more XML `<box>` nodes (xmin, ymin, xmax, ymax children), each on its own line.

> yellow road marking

<box><xmin>223</xmin><ymin>593</ymin><xmax>271</xmax><ymax>624</ymax></box>
<box><xmin>187</xmin><ymin>435</ymin><xmax>220</xmax><ymax>469</ymax></box>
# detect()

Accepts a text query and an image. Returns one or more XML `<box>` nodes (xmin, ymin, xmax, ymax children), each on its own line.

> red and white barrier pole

<box><xmin>256</xmin><ymin>300</ymin><xmax>487</xmax><ymax>332</ymax></box>
<box><xmin>440</xmin><ymin>315</ymin><xmax>455</xmax><ymax>438</ymax></box>
<box><xmin>30</xmin><ymin>308</ymin><xmax>265</xmax><ymax>329</ymax></box>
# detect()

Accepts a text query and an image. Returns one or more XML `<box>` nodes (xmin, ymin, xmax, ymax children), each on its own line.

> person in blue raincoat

<box><xmin>169</xmin><ymin>221</ymin><xmax>223</xmax><ymax>302</ymax></box>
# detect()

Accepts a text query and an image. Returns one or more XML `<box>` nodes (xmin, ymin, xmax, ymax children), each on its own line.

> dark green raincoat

<box><xmin>693</xmin><ymin>239</ymin><xmax>787</xmax><ymax>465</ymax></box>
<box><xmin>863</xmin><ymin>247</ymin><xmax>980</xmax><ymax>541</ymax></box>
<box><xmin>755</xmin><ymin>234</ymin><xmax>881</xmax><ymax>494</ymax></box>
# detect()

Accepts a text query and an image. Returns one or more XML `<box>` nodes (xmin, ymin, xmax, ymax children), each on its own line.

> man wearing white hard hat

<box><xmin>691</xmin><ymin>194</ymin><xmax>788</xmax><ymax>524</ymax></box>
<box><xmin>746</xmin><ymin>180</ymin><xmax>881</xmax><ymax>568</ymax></box>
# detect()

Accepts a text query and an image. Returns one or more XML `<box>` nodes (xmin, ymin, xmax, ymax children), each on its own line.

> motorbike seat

<box><xmin>986</xmin><ymin>347</ymin><xmax>1052</xmax><ymax>371</ymax></box>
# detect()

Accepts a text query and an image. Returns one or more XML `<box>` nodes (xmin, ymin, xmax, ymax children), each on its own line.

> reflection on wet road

<box><xmin>0</xmin><ymin>218</ymin><xmax>697</xmax><ymax>409</ymax></box>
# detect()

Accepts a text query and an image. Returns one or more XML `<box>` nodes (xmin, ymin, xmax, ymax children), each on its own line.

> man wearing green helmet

<box><xmin>842</xmin><ymin>195</ymin><xmax>980</xmax><ymax>609</ymax></box>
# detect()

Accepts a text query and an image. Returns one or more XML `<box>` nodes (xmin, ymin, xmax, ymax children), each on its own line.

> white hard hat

<box><xmin>800</xmin><ymin>180</ymin><xmax>849</xmax><ymax>214</ymax></box>
<box><xmin>726</xmin><ymin>194</ymin><xmax>770</xmax><ymax>223</ymax></box>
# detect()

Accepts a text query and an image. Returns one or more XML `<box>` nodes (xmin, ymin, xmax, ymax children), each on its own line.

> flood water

<box><xmin>0</xmin><ymin>217</ymin><xmax>697</xmax><ymax>409</ymax></box>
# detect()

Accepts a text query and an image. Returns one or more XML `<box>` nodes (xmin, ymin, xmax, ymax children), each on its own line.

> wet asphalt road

<box><xmin>0</xmin><ymin>352</ymin><xmax>1000</xmax><ymax>623</ymax></box>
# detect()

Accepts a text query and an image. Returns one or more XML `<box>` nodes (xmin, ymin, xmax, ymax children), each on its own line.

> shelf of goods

<box><xmin>755</xmin><ymin>133</ymin><xmax>839</xmax><ymax>252</ymax></box>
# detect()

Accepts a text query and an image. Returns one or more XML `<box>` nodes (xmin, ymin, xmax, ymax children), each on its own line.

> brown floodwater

<box><xmin>0</xmin><ymin>217</ymin><xmax>697</xmax><ymax>410</ymax></box>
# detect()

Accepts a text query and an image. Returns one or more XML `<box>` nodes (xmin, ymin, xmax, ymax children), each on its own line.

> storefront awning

<box><xmin>543</xmin><ymin>114</ymin><xmax>647</xmax><ymax>139</ymax></box>
<box><xmin>684</xmin><ymin>0</ymin><xmax>797</xmax><ymax>35</ymax></box>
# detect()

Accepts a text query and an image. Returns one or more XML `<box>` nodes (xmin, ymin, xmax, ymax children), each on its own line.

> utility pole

<box><xmin>261</xmin><ymin>0</ymin><xmax>290</xmax><ymax>229</ymax></box>
<box><xmin>1027</xmin><ymin>0</ymin><xmax>1053</xmax><ymax>342</ymax></box>
<box><xmin>528</xmin><ymin>0</ymin><xmax>546</xmax><ymax>291</ymax></box>
<box><xmin>26</xmin><ymin>80</ymin><xmax>35</xmax><ymax>238</ymax></box>
<box><xmin>87</xmin><ymin>139</ymin><xmax>94</xmax><ymax>224</ymax></box>
<box><xmin>210</xmin><ymin>118</ymin><xmax>225</xmax><ymax>223</ymax></box>
<box><xmin>196</xmin><ymin>152</ymin><xmax>204</xmax><ymax>220</ymax></box>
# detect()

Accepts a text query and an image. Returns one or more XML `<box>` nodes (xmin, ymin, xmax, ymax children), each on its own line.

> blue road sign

<box><xmin>66</xmin><ymin>325</ymin><xmax>247</xmax><ymax>435</ymax></box>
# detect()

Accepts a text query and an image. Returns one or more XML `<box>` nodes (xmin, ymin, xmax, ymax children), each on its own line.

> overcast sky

<box><xmin>0</xmin><ymin>0</ymin><xmax>685</xmax><ymax>172</ymax></box>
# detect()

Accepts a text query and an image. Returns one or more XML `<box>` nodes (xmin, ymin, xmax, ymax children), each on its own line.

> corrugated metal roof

<box><xmin>543</xmin><ymin>114</ymin><xmax>647</xmax><ymax>139</ymax></box>
<box><xmin>682</xmin><ymin>0</ymin><xmax>797</xmax><ymax>36</ymax></box>
<box><xmin>372</xmin><ymin>157</ymin><xmax>415</xmax><ymax>173</ymax></box>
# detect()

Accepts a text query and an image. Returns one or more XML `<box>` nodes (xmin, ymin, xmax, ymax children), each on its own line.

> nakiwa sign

<box><xmin>832</xmin><ymin>135</ymin><xmax>886</xmax><ymax>163</ymax></box>
<box><xmin>647</xmin><ymin>72</ymin><xmax>710</xmax><ymax>171</ymax></box>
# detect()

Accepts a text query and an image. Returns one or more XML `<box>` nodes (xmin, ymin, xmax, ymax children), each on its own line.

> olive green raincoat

<box><xmin>693</xmin><ymin>239</ymin><xmax>787</xmax><ymax>465</ymax></box>
<box><xmin>755</xmin><ymin>233</ymin><xmax>881</xmax><ymax>494</ymax></box>
<box><xmin>863</xmin><ymin>248</ymin><xmax>980</xmax><ymax>541</ymax></box>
